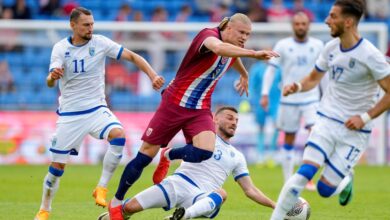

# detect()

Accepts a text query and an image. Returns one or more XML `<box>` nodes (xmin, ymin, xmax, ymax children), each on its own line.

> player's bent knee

<box><xmin>215</xmin><ymin>189</ymin><xmax>227</xmax><ymax>201</ymax></box>
<box><xmin>317</xmin><ymin>180</ymin><xmax>336</xmax><ymax>198</ymax></box>
<box><xmin>297</xmin><ymin>163</ymin><xmax>318</xmax><ymax>180</ymax></box>
<box><xmin>208</xmin><ymin>192</ymin><xmax>223</xmax><ymax>207</ymax></box>
<box><xmin>108</xmin><ymin>127</ymin><xmax>125</xmax><ymax>139</ymax></box>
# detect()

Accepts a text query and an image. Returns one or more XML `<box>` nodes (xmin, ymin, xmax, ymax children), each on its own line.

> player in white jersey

<box><xmin>34</xmin><ymin>7</ymin><xmax>165</xmax><ymax>220</ymax></box>
<box><xmin>261</xmin><ymin>12</ymin><xmax>323</xmax><ymax>190</ymax></box>
<box><xmin>271</xmin><ymin>1</ymin><xmax>390</xmax><ymax>219</ymax></box>
<box><xmin>98</xmin><ymin>106</ymin><xmax>275</xmax><ymax>220</ymax></box>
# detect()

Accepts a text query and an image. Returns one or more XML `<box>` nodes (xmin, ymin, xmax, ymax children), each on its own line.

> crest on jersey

<box><xmin>65</xmin><ymin>51</ymin><xmax>70</xmax><ymax>58</ymax></box>
<box><xmin>89</xmin><ymin>47</ymin><xmax>95</xmax><ymax>56</ymax></box>
<box><xmin>349</xmin><ymin>58</ymin><xmax>356</xmax><ymax>68</ymax></box>
<box><xmin>146</xmin><ymin>128</ymin><xmax>153</xmax><ymax>136</ymax></box>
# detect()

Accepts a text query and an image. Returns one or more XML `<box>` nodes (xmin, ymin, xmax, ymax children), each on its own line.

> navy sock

<box><xmin>168</xmin><ymin>144</ymin><xmax>213</xmax><ymax>163</ymax></box>
<box><xmin>115</xmin><ymin>152</ymin><xmax>152</xmax><ymax>200</ymax></box>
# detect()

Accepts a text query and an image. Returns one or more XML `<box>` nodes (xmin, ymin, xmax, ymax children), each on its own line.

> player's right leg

<box><xmin>109</xmin><ymin>142</ymin><xmax>160</xmax><ymax>220</ymax></box>
<box><xmin>271</xmin><ymin>119</ymin><xmax>332</xmax><ymax>220</ymax></box>
<box><xmin>35</xmin><ymin>162</ymin><xmax>65</xmax><ymax>220</ymax></box>
<box><xmin>35</xmin><ymin>116</ymin><xmax>86</xmax><ymax>220</ymax></box>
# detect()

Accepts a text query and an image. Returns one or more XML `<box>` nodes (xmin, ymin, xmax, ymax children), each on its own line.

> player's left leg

<box><xmin>90</xmin><ymin>108</ymin><xmax>126</xmax><ymax>207</ymax></box>
<box><xmin>183</xmin><ymin>189</ymin><xmax>226</xmax><ymax>219</ymax></box>
<box><xmin>168</xmin><ymin>109</ymin><xmax>216</xmax><ymax>163</ymax></box>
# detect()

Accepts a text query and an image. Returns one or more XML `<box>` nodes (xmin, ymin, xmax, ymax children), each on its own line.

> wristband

<box><xmin>295</xmin><ymin>82</ymin><xmax>302</xmax><ymax>92</ymax></box>
<box><xmin>360</xmin><ymin>112</ymin><xmax>372</xmax><ymax>124</ymax></box>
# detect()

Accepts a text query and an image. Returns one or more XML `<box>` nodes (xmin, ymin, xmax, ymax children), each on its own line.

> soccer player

<box><xmin>34</xmin><ymin>7</ymin><xmax>164</xmax><ymax>220</ymax></box>
<box><xmin>270</xmin><ymin>1</ymin><xmax>390</xmax><ymax>219</ymax></box>
<box><xmin>108</xmin><ymin>13</ymin><xmax>279</xmax><ymax>220</ymax></box>
<box><xmin>261</xmin><ymin>12</ymin><xmax>324</xmax><ymax>190</ymax></box>
<box><xmin>99</xmin><ymin>106</ymin><xmax>275</xmax><ymax>220</ymax></box>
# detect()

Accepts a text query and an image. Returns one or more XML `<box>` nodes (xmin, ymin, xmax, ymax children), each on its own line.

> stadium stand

<box><xmin>0</xmin><ymin>0</ymin><xmax>389</xmax><ymax>111</ymax></box>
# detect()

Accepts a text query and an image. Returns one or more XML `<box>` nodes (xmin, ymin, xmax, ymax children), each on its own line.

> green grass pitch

<box><xmin>0</xmin><ymin>164</ymin><xmax>389</xmax><ymax>220</ymax></box>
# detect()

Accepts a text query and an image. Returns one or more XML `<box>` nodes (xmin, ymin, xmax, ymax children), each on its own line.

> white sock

<box><xmin>40</xmin><ymin>172</ymin><xmax>60</xmax><ymax>211</ymax></box>
<box><xmin>185</xmin><ymin>196</ymin><xmax>217</xmax><ymax>219</ymax></box>
<box><xmin>271</xmin><ymin>173</ymin><xmax>308</xmax><ymax>220</ymax></box>
<box><xmin>282</xmin><ymin>148</ymin><xmax>294</xmax><ymax>182</ymax></box>
<box><xmin>98</xmin><ymin>145</ymin><xmax>123</xmax><ymax>187</ymax></box>
<box><xmin>110</xmin><ymin>197</ymin><xmax>122</xmax><ymax>207</ymax></box>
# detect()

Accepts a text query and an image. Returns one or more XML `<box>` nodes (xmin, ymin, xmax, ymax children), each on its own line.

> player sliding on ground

<box><xmin>99</xmin><ymin>106</ymin><xmax>275</xmax><ymax>220</ymax></box>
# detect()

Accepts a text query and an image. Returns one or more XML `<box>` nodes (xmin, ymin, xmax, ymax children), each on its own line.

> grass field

<box><xmin>0</xmin><ymin>164</ymin><xmax>389</xmax><ymax>220</ymax></box>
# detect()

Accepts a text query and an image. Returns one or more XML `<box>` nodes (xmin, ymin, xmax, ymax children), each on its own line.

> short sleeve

<box><xmin>268</xmin><ymin>41</ymin><xmax>283</xmax><ymax>67</ymax></box>
<box><xmin>366</xmin><ymin>51</ymin><xmax>390</xmax><ymax>80</ymax></box>
<box><xmin>100</xmin><ymin>35</ymin><xmax>123</xmax><ymax>60</ymax></box>
<box><xmin>232</xmin><ymin>152</ymin><xmax>250</xmax><ymax>181</ymax></box>
<box><xmin>315</xmin><ymin>46</ymin><xmax>329</xmax><ymax>73</ymax></box>
<box><xmin>49</xmin><ymin>43</ymin><xmax>64</xmax><ymax>72</ymax></box>
<box><xmin>196</xmin><ymin>28</ymin><xmax>220</xmax><ymax>54</ymax></box>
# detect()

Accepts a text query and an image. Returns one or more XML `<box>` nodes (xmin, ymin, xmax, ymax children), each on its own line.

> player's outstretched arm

<box><xmin>46</xmin><ymin>67</ymin><xmax>63</xmax><ymax>88</ymax></box>
<box><xmin>203</xmin><ymin>36</ymin><xmax>279</xmax><ymax>60</ymax></box>
<box><xmin>237</xmin><ymin>176</ymin><xmax>276</xmax><ymax>209</ymax></box>
<box><xmin>283</xmin><ymin>68</ymin><xmax>324</xmax><ymax>96</ymax></box>
<box><xmin>232</xmin><ymin>59</ymin><xmax>249</xmax><ymax>96</ymax></box>
<box><xmin>345</xmin><ymin>75</ymin><xmax>390</xmax><ymax>130</ymax></box>
<box><xmin>120</xmin><ymin>48</ymin><xmax>165</xmax><ymax>90</ymax></box>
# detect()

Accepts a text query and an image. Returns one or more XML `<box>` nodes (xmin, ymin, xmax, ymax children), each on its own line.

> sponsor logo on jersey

<box><xmin>146</xmin><ymin>128</ymin><xmax>153</xmax><ymax>136</ymax></box>
<box><xmin>89</xmin><ymin>47</ymin><xmax>95</xmax><ymax>56</ymax></box>
<box><xmin>65</xmin><ymin>51</ymin><xmax>70</xmax><ymax>58</ymax></box>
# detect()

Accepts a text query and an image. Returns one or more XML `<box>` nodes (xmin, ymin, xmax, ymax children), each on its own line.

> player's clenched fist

<box><xmin>49</xmin><ymin>67</ymin><xmax>64</xmax><ymax>80</ymax></box>
<box><xmin>282</xmin><ymin>82</ymin><xmax>300</xmax><ymax>96</ymax></box>
<box><xmin>151</xmin><ymin>75</ymin><xmax>165</xmax><ymax>90</ymax></box>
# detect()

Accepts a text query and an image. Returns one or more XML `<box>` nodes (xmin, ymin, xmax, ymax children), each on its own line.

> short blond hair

<box><xmin>218</xmin><ymin>13</ymin><xmax>251</xmax><ymax>30</ymax></box>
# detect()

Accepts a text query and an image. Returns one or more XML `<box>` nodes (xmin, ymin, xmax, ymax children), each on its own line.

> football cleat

<box><xmin>34</xmin><ymin>209</ymin><xmax>50</xmax><ymax>220</ymax></box>
<box><xmin>339</xmin><ymin>178</ymin><xmax>353</xmax><ymax>206</ymax></box>
<box><xmin>108</xmin><ymin>201</ymin><xmax>124</xmax><ymax>220</ymax></box>
<box><xmin>152</xmin><ymin>147</ymin><xmax>171</xmax><ymax>184</ymax></box>
<box><xmin>93</xmin><ymin>186</ymin><xmax>108</xmax><ymax>207</ymax></box>
<box><xmin>164</xmin><ymin>207</ymin><xmax>186</xmax><ymax>220</ymax></box>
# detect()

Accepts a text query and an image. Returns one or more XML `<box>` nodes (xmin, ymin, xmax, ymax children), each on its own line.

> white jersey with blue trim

<box><xmin>174</xmin><ymin>136</ymin><xmax>249</xmax><ymax>192</ymax></box>
<box><xmin>49</xmin><ymin>34</ymin><xmax>123</xmax><ymax>113</ymax></box>
<box><xmin>270</xmin><ymin>37</ymin><xmax>324</xmax><ymax>104</ymax></box>
<box><xmin>315</xmin><ymin>38</ymin><xmax>390</xmax><ymax>130</ymax></box>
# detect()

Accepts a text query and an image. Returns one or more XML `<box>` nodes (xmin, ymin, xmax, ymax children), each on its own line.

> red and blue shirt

<box><xmin>164</xmin><ymin>27</ymin><xmax>236</xmax><ymax>109</ymax></box>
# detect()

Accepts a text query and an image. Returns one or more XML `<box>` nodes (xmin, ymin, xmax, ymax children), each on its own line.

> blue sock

<box><xmin>115</xmin><ymin>152</ymin><xmax>152</xmax><ymax>200</ymax></box>
<box><xmin>168</xmin><ymin>144</ymin><xmax>213</xmax><ymax>162</ymax></box>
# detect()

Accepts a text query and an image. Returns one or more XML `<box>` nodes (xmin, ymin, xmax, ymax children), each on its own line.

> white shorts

<box><xmin>50</xmin><ymin>107</ymin><xmax>122</xmax><ymax>163</ymax></box>
<box><xmin>303</xmin><ymin>115</ymin><xmax>370</xmax><ymax>185</ymax></box>
<box><xmin>276</xmin><ymin>102</ymin><xmax>318</xmax><ymax>133</ymax></box>
<box><xmin>136</xmin><ymin>174</ymin><xmax>220</xmax><ymax>218</ymax></box>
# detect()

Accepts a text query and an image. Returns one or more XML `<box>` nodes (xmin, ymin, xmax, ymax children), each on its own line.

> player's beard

<box><xmin>330</xmin><ymin>24</ymin><xmax>343</xmax><ymax>38</ymax></box>
<box><xmin>294</xmin><ymin>29</ymin><xmax>307</xmax><ymax>41</ymax></box>
<box><xmin>219</xmin><ymin>126</ymin><xmax>235</xmax><ymax>138</ymax></box>
<box><xmin>82</xmin><ymin>34</ymin><xmax>92</xmax><ymax>41</ymax></box>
